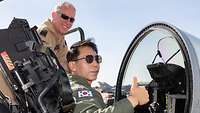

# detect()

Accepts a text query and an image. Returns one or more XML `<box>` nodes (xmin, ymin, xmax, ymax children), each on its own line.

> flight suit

<box><xmin>37</xmin><ymin>19</ymin><xmax>68</xmax><ymax>71</ymax></box>
<box><xmin>69</xmin><ymin>74</ymin><xmax>135</xmax><ymax>113</ymax></box>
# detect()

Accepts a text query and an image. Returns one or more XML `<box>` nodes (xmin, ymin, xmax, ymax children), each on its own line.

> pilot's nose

<box><xmin>91</xmin><ymin>59</ymin><xmax>99</xmax><ymax>67</ymax></box>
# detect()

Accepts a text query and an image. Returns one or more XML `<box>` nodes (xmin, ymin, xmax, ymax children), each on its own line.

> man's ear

<box><xmin>51</xmin><ymin>11</ymin><xmax>57</xmax><ymax>19</ymax></box>
<box><xmin>68</xmin><ymin>61</ymin><xmax>76</xmax><ymax>72</ymax></box>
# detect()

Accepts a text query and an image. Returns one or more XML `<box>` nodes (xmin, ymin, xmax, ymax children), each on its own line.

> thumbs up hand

<box><xmin>128</xmin><ymin>77</ymin><xmax>149</xmax><ymax>106</ymax></box>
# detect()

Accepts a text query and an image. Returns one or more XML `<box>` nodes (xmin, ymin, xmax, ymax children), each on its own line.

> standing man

<box><xmin>66</xmin><ymin>39</ymin><xmax>149</xmax><ymax>113</ymax></box>
<box><xmin>37</xmin><ymin>1</ymin><xmax>76</xmax><ymax>71</ymax></box>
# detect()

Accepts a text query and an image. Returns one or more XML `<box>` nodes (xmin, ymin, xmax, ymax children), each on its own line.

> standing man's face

<box><xmin>69</xmin><ymin>47</ymin><xmax>100</xmax><ymax>85</ymax></box>
<box><xmin>52</xmin><ymin>5</ymin><xmax>75</xmax><ymax>34</ymax></box>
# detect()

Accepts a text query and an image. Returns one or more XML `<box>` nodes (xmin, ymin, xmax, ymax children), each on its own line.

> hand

<box><xmin>128</xmin><ymin>77</ymin><xmax>149</xmax><ymax>106</ymax></box>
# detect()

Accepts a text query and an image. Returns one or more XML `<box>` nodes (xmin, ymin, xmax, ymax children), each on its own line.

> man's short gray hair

<box><xmin>54</xmin><ymin>1</ymin><xmax>76</xmax><ymax>13</ymax></box>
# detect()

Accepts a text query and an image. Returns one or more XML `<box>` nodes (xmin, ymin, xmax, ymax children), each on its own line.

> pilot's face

<box><xmin>52</xmin><ymin>5</ymin><xmax>75</xmax><ymax>34</ymax></box>
<box><xmin>71</xmin><ymin>46</ymin><xmax>100</xmax><ymax>85</ymax></box>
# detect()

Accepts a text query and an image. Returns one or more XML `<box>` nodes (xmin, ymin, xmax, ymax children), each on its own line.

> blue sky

<box><xmin>0</xmin><ymin>0</ymin><xmax>200</xmax><ymax>85</ymax></box>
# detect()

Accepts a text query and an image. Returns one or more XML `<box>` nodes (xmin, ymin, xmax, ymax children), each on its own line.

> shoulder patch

<box><xmin>39</xmin><ymin>29</ymin><xmax>48</xmax><ymax>37</ymax></box>
<box><xmin>78</xmin><ymin>90</ymin><xmax>93</xmax><ymax>98</ymax></box>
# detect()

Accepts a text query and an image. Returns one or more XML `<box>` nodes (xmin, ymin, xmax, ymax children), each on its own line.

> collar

<box><xmin>69</xmin><ymin>74</ymin><xmax>91</xmax><ymax>87</ymax></box>
<box><xmin>43</xmin><ymin>19</ymin><xmax>63</xmax><ymax>38</ymax></box>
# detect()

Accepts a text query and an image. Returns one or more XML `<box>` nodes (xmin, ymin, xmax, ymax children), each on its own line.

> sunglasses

<box><xmin>73</xmin><ymin>55</ymin><xmax>102</xmax><ymax>64</ymax></box>
<box><xmin>59</xmin><ymin>13</ymin><xmax>75</xmax><ymax>23</ymax></box>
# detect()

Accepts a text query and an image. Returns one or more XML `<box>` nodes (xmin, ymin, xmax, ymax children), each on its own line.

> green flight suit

<box><xmin>69</xmin><ymin>74</ymin><xmax>135</xmax><ymax>113</ymax></box>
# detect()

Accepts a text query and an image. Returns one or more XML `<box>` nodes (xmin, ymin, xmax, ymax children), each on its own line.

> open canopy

<box><xmin>116</xmin><ymin>22</ymin><xmax>200</xmax><ymax>113</ymax></box>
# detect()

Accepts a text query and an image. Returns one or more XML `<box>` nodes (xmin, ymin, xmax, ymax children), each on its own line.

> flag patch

<box><xmin>78</xmin><ymin>90</ymin><xmax>93</xmax><ymax>98</ymax></box>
